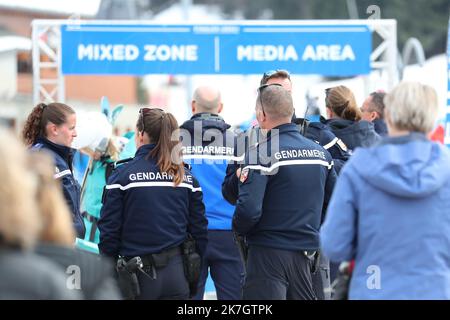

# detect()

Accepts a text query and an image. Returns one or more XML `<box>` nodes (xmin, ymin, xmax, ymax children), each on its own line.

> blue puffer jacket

<box><xmin>321</xmin><ymin>133</ymin><xmax>450</xmax><ymax>299</ymax></box>
<box><xmin>32</xmin><ymin>137</ymin><xmax>85</xmax><ymax>238</ymax></box>
<box><xmin>180</xmin><ymin>113</ymin><xmax>237</xmax><ymax>230</ymax></box>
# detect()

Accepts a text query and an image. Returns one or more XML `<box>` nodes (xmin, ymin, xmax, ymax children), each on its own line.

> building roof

<box><xmin>0</xmin><ymin>35</ymin><xmax>31</xmax><ymax>53</ymax></box>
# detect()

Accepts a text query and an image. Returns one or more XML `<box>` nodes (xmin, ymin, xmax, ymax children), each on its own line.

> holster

<box><xmin>181</xmin><ymin>236</ymin><xmax>201</xmax><ymax>298</ymax></box>
<box><xmin>311</xmin><ymin>251</ymin><xmax>321</xmax><ymax>274</ymax></box>
<box><xmin>116</xmin><ymin>256</ymin><xmax>143</xmax><ymax>300</ymax></box>
<box><xmin>233</xmin><ymin>233</ymin><xmax>248</xmax><ymax>271</ymax></box>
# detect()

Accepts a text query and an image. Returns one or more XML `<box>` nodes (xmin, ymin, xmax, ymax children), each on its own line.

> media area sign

<box><xmin>61</xmin><ymin>23</ymin><xmax>371</xmax><ymax>76</ymax></box>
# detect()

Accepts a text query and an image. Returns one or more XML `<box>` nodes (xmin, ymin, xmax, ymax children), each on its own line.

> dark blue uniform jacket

<box><xmin>222</xmin><ymin>118</ymin><xmax>347</xmax><ymax>205</ymax></box>
<box><xmin>32</xmin><ymin>137</ymin><xmax>85</xmax><ymax>237</ymax></box>
<box><xmin>373</xmin><ymin>118</ymin><xmax>388</xmax><ymax>136</ymax></box>
<box><xmin>98</xmin><ymin>144</ymin><xmax>208</xmax><ymax>259</ymax></box>
<box><xmin>233</xmin><ymin>123</ymin><xmax>336</xmax><ymax>251</ymax></box>
<box><xmin>322</xmin><ymin>117</ymin><xmax>381</xmax><ymax>152</ymax></box>
<box><xmin>301</xmin><ymin>120</ymin><xmax>350</xmax><ymax>173</ymax></box>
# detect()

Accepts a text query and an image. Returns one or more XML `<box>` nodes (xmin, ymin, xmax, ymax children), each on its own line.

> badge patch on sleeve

<box><xmin>239</xmin><ymin>168</ymin><xmax>249</xmax><ymax>183</ymax></box>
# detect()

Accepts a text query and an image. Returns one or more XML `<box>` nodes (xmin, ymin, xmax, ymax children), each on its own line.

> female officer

<box><xmin>323</xmin><ymin>86</ymin><xmax>380</xmax><ymax>152</ymax></box>
<box><xmin>22</xmin><ymin>102</ymin><xmax>84</xmax><ymax>238</ymax></box>
<box><xmin>98</xmin><ymin>108</ymin><xmax>208</xmax><ymax>300</ymax></box>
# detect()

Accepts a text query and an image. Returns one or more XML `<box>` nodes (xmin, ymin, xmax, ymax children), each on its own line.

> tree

<box><xmin>199</xmin><ymin>0</ymin><xmax>449</xmax><ymax>57</ymax></box>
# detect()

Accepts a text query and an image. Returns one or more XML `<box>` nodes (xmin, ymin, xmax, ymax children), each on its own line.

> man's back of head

<box><xmin>257</xmin><ymin>84</ymin><xmax>294</xmax><ymax>129</ymax></box>
<box><xmin>192</xmin><ymin>86</ymin><xmax>222</xmax><ymax>115</ymax></box>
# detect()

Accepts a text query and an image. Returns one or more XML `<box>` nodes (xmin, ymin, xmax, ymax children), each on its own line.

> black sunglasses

<box><xmin>261</xmin><ymin>69</ymin><xmax>291</xmax><ymax>86</ymax></box>
<box><xmin>257</xmin><ymin>83</ymin><xmax>283</xmax><ymax>117</ymax></box>
<box><xmin>263</xmin><ymin>69</ymin><xmax>291</xmax><ymax>79</ymax></box>
<box><xmin>139</xmin><ymin>107</ymin><xmax>165</xmax><ymax>133</ymax></box>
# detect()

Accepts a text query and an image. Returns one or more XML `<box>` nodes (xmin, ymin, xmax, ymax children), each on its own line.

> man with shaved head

<box><xmin>222</xmin><ymin>71</ymin><xmax>349</xmax><ymax>299</ymax></box>
<box><xmin>232</xmin><ymin>84</ymin><xmax>337</xmax><ymax>300</ymax></box>
<box><xmin>192</xmin><ymin>86</ymin><xmax>223</xmax><ymax>114</ymax></box>
<box><xmin>180</xmin><ymin>86</ymin><xmax>244</xmax><ymax>300</ymax></box>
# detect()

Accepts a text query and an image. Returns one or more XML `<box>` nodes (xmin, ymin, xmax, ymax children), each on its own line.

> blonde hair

<box><xmin>0</xmin><ymin>129</ymin><xmax>42</xmax><ymax>249</ymax></box>
<box><xmin>27</xmin><ymin>152</ymin><xmax>76</xmax><ymax>246</ymax></box>
<box><xmin>384</xmin><ymin>82</ymin><xmax>439</xmax><ymax>134</ymax></box>
<box><xmin>106</xmin><ymin>139</ymin><xmax>120</xmax><ymax>161</ymax></box>
<box><xmin>325</xmin><ymin>86</ymin><xmax>361</xmax><ymax>121</ymax></box>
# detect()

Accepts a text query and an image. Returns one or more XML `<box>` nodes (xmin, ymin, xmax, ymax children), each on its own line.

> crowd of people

<box><xmin>1</xmin><ymin>69</ymin><xmax>449</xmax><ymax>300</ymax></box>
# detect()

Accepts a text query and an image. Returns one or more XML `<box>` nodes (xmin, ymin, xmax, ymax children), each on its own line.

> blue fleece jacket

<box><xmin>321</xmin><ymin>133</ymin><xmax>450</xmax><ymax>299</ymax></box>
<box><xmin>180</xmin><ymin>113</ymin><xmax>237</xmax><ymax>230</ymax></box>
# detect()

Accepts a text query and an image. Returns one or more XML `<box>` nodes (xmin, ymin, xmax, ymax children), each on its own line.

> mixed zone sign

<box><xmin>61</xmin><ymin>23</ymin><xmax>371</xmax><ymax>76</ymax></box>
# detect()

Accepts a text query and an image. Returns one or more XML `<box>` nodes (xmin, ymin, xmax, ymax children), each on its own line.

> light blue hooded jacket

<box><xmin>321</xmin><ymin>133</ymin><xmax>450</xmax><ymax>299</ymax></box>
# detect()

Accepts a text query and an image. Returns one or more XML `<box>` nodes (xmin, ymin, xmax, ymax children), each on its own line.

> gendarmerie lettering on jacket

<box><xmin>244</xmin><ymin>133</ymin><xmax>334</xmax><ymax>176</ymax></box>
<box><xmin>274</xmin><ymin>149</ymin><xmax>326</xmax><ymax>161</ymax></box>
<box><xmin>182</xmin><ymin>145</ymin><xmax>243</xmax><ymax>163</ymax></box>
<box><xmin>106</xmin><ymin>171</ymin><xmax>200</xmax><ymax>192</ymax></box>
<box><xmin>183</xmin><ymin>145</ymin><xmax>234</xmax><ymax>156</ymax></box>
<box><xmin>128</xmin><ymin>172</ymin><xmax>193</xmax><ymax>183</ymax></box>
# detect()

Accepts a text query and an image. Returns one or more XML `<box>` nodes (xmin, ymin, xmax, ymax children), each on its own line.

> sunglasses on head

<box><xmin>139</xmin><ymin>107</ymin><xmax>165</xmax><ymax>133</ymax></box>
<box><xmin>261</xmin><ymin>69</ymin><xmax>291</xmax><ymax>86</ymax></box>
<box><xmin>263</xmin><ymin>69</ymin><xmax>291</xmax><ymax>79</ymax></box>
<box><xmin>257</xmin><ymin>83</ymin><xmax>283</xmax><ymax>117</ymax></box>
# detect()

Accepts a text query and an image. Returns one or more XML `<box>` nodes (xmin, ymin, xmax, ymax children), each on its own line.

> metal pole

<box><xmin>182</xmin><ymin>0</ymin><xmax>193</xmax><ymax>116</ymax></box>
<box><xmin>346</xmin><ymin>0</ymin><xmax>359</xmax><ymax>19</ymax></box>
<box><xmin>387</xmin><ymin>21</ymin><xmax>398</xmax><ymax>89</ymax></box>
<box><xmin>32</xmin><ymin>22</ymin><xmax>41</xmax><ymax>105</ymax></box>
<box><xmin>181</xmin><ymin>0</ymin><xmax>192</xmax><ymax>20</ymax></box>
<box><xmin>56</xmin><ymin>26</ymin><xmax>65</xmax><ymax>102</ymax></box>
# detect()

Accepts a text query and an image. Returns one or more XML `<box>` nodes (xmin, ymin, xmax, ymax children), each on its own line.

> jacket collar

<box><xmin>373</xmin><ymin>118</ymin><xmax>388</xmax><ymax>135</ymax></box>
<box><xmin>35</xmin><ymin>137</ymin><xmax>75</xmax><ymax>165</ymax></box>
<box><xmin>262</xmin><ymin>122</ymin><xmax>298</xmax><ymax>140</ymax></box>
<box><xmin>271</xmin><ymin>122</ymin><xmax>298</xmax><ymax>134</ymax></box>
<box><xmin>380</xmin><ymin>132</ymin><xmax>428</xmax><ymax>146</ymax></box>
<box><xmin>135</xmin><ymin>143</ymin><xmax>156</xmax><ymax>158</ymax></box>
<box><xmin>180</xmin><ymin>112</ymin><xmax>230</xmax><ymax>132</ymax></box>
<box><xmin>190</xmin><ymin>112</ymin><xmax>223</xmax><ymax>121</ymax></box>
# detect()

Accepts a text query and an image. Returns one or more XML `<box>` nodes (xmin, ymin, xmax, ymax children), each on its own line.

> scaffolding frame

<box><xmin>32</xmin><ymin>19</ymin><xmax>397</xmax><ymax>104</ymax></box>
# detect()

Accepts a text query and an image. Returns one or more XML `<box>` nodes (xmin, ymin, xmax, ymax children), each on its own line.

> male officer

<box><xmin>233</xmin><ymin>84</ymin><xmax>336</xmax><ymax>300</ymax></box>
<box><xmin>222</xmin><ymin>70</ymin><xmax>347</xmax><ymax>299</ymax></box>
<box><xmin>222</xmin><ymin>70</ymin><xmax>347</xmax><ymax>205</ymax></box>
<box><xmin>360</xmin><ymin>91</ymin><xmax>388</xmax><ymax>136</ymax></box>
<box><xmin>180</xmin><ymin>86</ymin><xmax>244</xmax><ymax>300</ymax></box>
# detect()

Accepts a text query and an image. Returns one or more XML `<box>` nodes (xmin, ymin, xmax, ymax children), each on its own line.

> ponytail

<box><xmin>325</xmin><ymin>86</ymin><xmax>361</xmax><ymax>121</ymax></box>
<box><xmin>139</xmin><ymin>109</ymin><xmax>184</xmax><ymax>186</ymax></box>
<box><xmin>22</xmin><ymin>102</ymin><xmax>75</xmax><ymax>146</ymax></box>
<box><xmin>342</xmin><ymin>102</ymin><xmax>362</xmax><ymax>122</ymax></box>
<box><xmin>22</xmin><ymin>103</ymin><xmax>46</xmax><ymax>146</ymax></box>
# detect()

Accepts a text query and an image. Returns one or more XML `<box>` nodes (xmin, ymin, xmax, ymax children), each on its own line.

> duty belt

<box><xmin>128</xmin><ymin>246</ymin><xmax>182</xmax><ymax>269</ymax></box>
